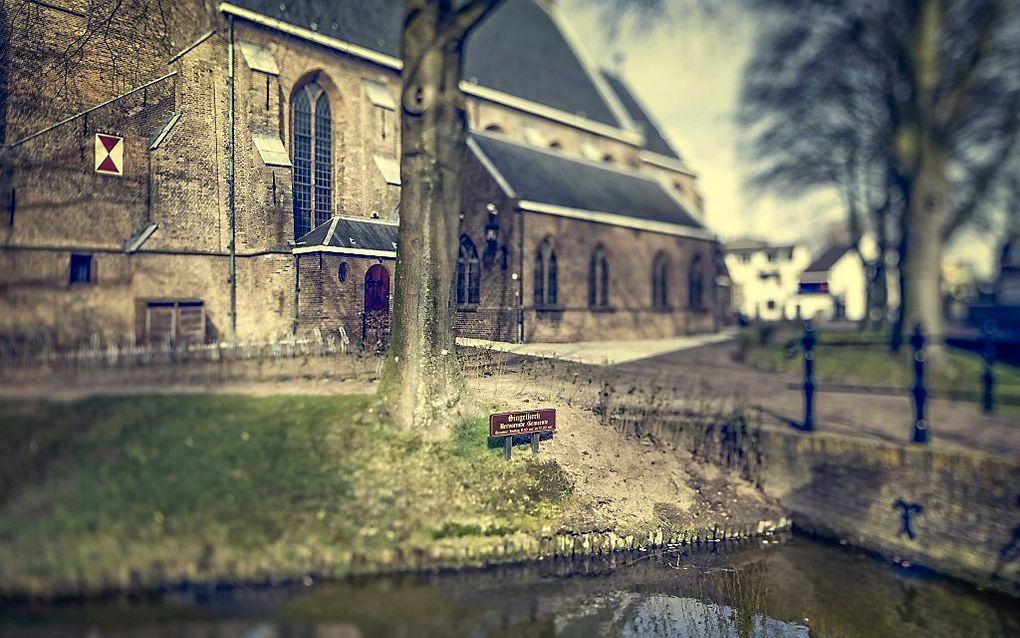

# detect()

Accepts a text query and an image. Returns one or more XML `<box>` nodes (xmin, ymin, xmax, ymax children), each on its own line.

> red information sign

<box><xmin>489</xmin><ymin>409</ymin><xmax>556</xmax><ymax>438</ymax></box>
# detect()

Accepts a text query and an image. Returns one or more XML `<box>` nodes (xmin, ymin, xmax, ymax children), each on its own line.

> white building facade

<box><xmin>793</xmin><ymin>245</ymin><xmax>868</xmax><ymax>322</ymax></box>
<box><xmin>724</xmin><ymin>239</ymin><xmax>812</xmax><ymax>321</ymax></box>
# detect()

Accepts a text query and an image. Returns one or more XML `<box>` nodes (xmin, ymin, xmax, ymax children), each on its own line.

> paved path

<box><xmin>456</xmin><ymin>330</ymin><xmax>737</xmax><ymax>366</ymax></box>
<box><xmin>613</xmin><ymin>342</ymin><xmax>1020</xmax><ymax>457</ymax></box>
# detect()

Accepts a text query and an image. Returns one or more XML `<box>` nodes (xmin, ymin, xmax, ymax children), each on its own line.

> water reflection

<box><xmin>572</xmin><ymin>594</ymin><xmax>809</xmax><ymax>637</ymax></box>
<box><xmin>2</xmin><ymin>535</ymin><xmax>1018</xmax><ymax>637</ymax></box>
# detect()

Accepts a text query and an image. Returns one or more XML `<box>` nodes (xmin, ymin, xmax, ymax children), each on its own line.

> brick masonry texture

<box><xmin>1</xmin><ymin>0</ymin><xmax>721</xmax><ymax>349</ymax></box>
<box><xmin>679</xmin><ymin>415</ymin><xmax>1020</xmax><ymax>596</ymax></box>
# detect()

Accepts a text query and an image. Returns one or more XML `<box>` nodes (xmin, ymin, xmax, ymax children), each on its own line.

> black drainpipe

<box><xmin>517</xmin><ymin>204</ymin><xmax>525</xmax><ymax>343</ymax></box>
<box><xmin>227</xmin><ymin>15</ymin><xmax>237</xmax><ymax>339</ymax></box>
<box><xmin>293</xmin><ymin>254</ymin><xmax>300</xmax><ymax>335</ymax></box>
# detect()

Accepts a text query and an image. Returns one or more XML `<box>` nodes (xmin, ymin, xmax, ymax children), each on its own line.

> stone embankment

<box><xmin>632</xmin><ymin>405</ymin><xmax>1020</xmax><ymax>596</ymax></box>
<box><xmin>312</xmin><ymin>518</ymin><xmax>792</xmax><ymax>589</ymax></box>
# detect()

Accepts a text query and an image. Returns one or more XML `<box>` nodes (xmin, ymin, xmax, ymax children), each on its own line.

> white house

<box><xmin>793</xmin><ymin>244</ymin><xmax>867</xmax><ymax>321</ymax></box>
<box><xmin>724</xmin><ymin>239</ymin><xmax>812</xmax><ymax>321</ymax></box>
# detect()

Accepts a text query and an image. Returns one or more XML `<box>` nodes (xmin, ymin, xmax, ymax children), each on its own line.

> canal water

<box><xmin>2</xmin><ymin>535</ymin><xmax>1018</xmax><ymax>637</ymax></box>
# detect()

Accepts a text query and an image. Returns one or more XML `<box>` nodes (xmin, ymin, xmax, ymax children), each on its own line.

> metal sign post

<box><xmin>490</xmin><ymin>409</ymin><xmax>557</xmax><ymax>461</ymax></box>
<box><xmin>982</xmin><ymin>322</ymin><xmax>996</xmax><ymax>414</ymax></box>
<box><xmin>802</xmin><ymin>321</ymin><xmax>816</xmax><ymax>431</ymax></box>
<box><xmin>910</xmin><ymin>324</ymin><xmax>929</xmax><ymax>444</ymax></box>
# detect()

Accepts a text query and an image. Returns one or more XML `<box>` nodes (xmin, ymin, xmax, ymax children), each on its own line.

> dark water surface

<box><xmin>2</xmin><ymin>535</ymin><xmax>1018</xmax><ymax>637</ymax></box>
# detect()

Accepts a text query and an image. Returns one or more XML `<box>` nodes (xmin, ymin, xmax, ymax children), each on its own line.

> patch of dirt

<box><xmin>467</xmin><ymin>375</ymin><xmax>784</xmax><ymax>536</ymax></box>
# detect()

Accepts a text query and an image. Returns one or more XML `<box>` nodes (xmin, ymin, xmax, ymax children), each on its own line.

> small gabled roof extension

<box><xmin>294</xmin><ymin>216</ymin><xmax>398</xmax><ymax>257</ymax></box>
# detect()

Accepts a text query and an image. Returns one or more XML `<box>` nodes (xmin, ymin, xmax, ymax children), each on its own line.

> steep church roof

<box><xmin>222</xmin><ymin>0</ymin><xmax>625</xmax><ymax>129</ymax></box>
<box><xmin>470</xmin><ymin>131</ymin><xmax>706</xmax><ymax>236</ymax></box>
<box><xmin>600</xmin><ymin>71</ymin><xmax>682</xmax><ymax>161</ymax></box>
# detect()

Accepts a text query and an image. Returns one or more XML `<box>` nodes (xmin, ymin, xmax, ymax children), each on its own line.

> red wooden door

<box><xmin>364</xmin><ymin>265</ymin><xmax>390</xmax><ymax>313</ymax></box>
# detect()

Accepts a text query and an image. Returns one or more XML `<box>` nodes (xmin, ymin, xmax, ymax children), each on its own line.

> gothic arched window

<box><xmin>457</xmin><ymin>236</ymin><xmax>480</xmax><ymax>305</ymax></box>
<box><xmin>292</xmin><ymin>81</ymin><xmax>332</xmax><ymax>239</ymax></box>
<box><xmin>588</xmin><ymin>245</ymin><xmax>609</xmax><ymax>308</ymax></box>
<box><xmin>689</xmin><ymin>255</ymin><xmax>705</xmax><ymax>310</ymax></box>
<box><xmin>534</xmin><ymin>238</ymin><xmax>557</xmax><ymax>307</ymax></box>
<box><xmin>652</xmin><ymin>252</ymin><xmax>669</xmax><ymax>310</ymax></box>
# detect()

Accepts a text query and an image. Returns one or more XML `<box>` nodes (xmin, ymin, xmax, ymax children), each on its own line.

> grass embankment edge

<box><xmin>0</xmin><ymin>393</ymin><xmax>791</xmax><ymax>600</ymax></box>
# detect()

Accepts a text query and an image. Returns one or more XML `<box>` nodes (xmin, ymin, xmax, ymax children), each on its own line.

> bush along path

<box><xmin>0</xmin><ymin>393</ymin><xmax>788</xmax><ymax>600</ymax></box>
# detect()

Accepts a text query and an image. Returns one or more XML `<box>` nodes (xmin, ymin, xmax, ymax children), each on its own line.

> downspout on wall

<box><xmin>293</xmin><ymin>254</ymin><xmax>300</xmax><ymax>335</ymax></box>
<box><xmin>227</xmin><ymin>15</ymin><xmax>238</xmax><ymax>339</ymax></box>
<box><xmin>517</xmin><ymin>205</ymin><xmax>525</xmax><ymax>343</ymax></box>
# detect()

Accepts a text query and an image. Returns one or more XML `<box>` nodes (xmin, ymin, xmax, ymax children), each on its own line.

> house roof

<box><xmin>224</xmin><ymin>0</ymin><xmax>623</xmax><ymax>129</ymax></box>
<box><xmin>803</xmin><ymin>244</ymin><xmax>853</xmax><ymax>274</ymax></box>
<box><xmin>293</xmin><ymin>216</ymin><xmax>398</xmax><ymax>256</ymax></box>
<box><xmin>724</xmin><ymin>238</ymin><xmax>768</xmax><ymax>253</ymax></box>
<box><xmin>600</xmin><ymin>71</ymin><xmax>681</xmax><ymax>160</ymax></box>
<box><xmin>469</xmin><ymin>131</ymin><xmax>705</xmax><ymax>233</ymax></box>
<box><xmin>724</xmin><ymin>239</ymin><xmax>797</xmax><ymax>255</ymax></box>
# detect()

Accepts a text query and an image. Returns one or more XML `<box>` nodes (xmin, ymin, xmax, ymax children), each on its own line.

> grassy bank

<box><xmin>0</xmin><ymin>394</ymin><xmax>572</xmax><ymax>597</ymax></box>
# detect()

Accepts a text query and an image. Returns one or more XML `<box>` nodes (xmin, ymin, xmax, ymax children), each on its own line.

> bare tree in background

<box><xmin>740</xmin><ymin>0</ymin><xmax>1020</xmax><ymax>353</ymax></box>
<box><xmin>740</xmin><ymin>17</ymin><xmax>899</xmax><ymax>328</ymax></box>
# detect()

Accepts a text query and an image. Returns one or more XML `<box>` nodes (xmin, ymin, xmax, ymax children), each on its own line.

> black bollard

<box><xmin>982</xmin><ymin>321</ymin><xmax>996</xmax><ymax>414</ymax></box>
<box><xmin>802</xmin><ymin>321</ymin><xmax>816</xmax><ymax>431</ymax></box>
<box><xmin>910</xmin><ymin>324</ymin><xmax>928</xmax><ymax>443</ymax></box>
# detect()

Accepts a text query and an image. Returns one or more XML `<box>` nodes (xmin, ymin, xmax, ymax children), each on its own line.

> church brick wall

<box><xmin>1</xmin><ymin>0</ymin><xmax>719</xmax><ymax>350</ymax></box>
<box><xmin>521</xmin><ymin>215</ymin><xmax>717</xmax><ymax>343</ymax></box>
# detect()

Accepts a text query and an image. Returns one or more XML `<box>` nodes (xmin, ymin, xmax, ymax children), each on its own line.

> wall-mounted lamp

<box><xmin>484</xmin><ymin>203</ymin><xmax>500</xmax><ymax>261</ymax></box>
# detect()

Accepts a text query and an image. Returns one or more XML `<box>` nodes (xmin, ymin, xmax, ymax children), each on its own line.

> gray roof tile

<box><xmin>471</xmin><ymin>132</ymin><xmax>702</xmax><ymax>229</ymax></box>
<box><xmin>228</xmin><ymin>0</ymin><xmax>621</xmax><ymax>128</ymax></box>
<box><xmin>295</xmin><ymin>216</ymin><xmax>398</xmax><ymax>253</ymax></box>
<box><xmin>803</xmin><ymin>244</ymin><xmax>853</xmax><ymax>274</ymax></box>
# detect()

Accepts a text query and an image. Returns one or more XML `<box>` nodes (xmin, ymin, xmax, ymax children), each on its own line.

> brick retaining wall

<box><xmin>674</xmin><ymin>413</ymin><xmax>1020</xmax><ymax>596</ymax></box>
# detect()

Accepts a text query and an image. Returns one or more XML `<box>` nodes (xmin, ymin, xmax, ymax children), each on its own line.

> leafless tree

<box><xmin>740</xmin><ymin>14</ymin><xmax>901</xmax><ymax>328</ymax></box>
<box><xmin>740</xmin><ymin>0</ymin><xmax>1020</xmax><ymax>351</ymax></box>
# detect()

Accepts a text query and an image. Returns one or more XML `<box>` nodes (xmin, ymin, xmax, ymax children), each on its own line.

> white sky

<box><xmin>560</xmin><ymin>0</ymin><xmax>996</xmax><ymax>276</ymax></box>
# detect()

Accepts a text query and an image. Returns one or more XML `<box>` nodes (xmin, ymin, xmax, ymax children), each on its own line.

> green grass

<box><xmin>0</xmin><ymin>395</ymin><xmax>573</xmax><ymax>596</ymax></box>
<box><xmin>741</xmin><ymin>328</ymin><xmax>1020</xmax><ymax>412</ymax></box>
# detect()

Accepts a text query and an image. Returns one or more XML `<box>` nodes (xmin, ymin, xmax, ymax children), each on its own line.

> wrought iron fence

<box><xmin>791</xmin><ymin>321</ymin><xmax>1016</xmax><ymax>444</ymax></box>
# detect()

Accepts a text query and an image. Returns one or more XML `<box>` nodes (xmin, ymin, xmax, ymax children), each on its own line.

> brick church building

<box><xmin>1</xmin><ymin>0</ymin><xmax>724</xmax><ymax>350</ymax></box>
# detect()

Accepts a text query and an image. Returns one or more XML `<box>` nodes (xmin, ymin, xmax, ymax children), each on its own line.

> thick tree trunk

<box><xmin>896</xmin><ymin>0</ymin><xmax>947</xmax><ymax>347</ymax></box>
<box><xmin>379</xmin><ymin>2</ymin><xmax>470</xmax><ymax>434</ymax></box>
<box><xmin>899</xmin><ymin>140</ymin><xmax>948</xmax><ymax>343</ymax></box>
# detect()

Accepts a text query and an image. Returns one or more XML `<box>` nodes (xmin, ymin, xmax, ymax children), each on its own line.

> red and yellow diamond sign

<box><xmin>94</xmin><ymin>133</ymin><xmax>124</xmax><ymax>176</ymax></box>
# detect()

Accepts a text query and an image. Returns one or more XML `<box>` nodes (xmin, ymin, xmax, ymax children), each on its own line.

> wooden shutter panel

<box><xmin>177</xmin><ymin>302</ymin><xmax>205</xmax><ymax>343</ymax></box>
<box><xmin>147</xmin><ymin>303</ymin><xmax>176</xmax><ymax>345</ymax></box>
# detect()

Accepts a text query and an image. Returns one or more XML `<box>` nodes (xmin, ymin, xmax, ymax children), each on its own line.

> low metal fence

<box><xmin>0</xmin><ymin>328</ymin><xmax>353</xmax><ymax>373</ymax></box>
<box><xmin>790</xmin><ymin>321</ymin><xmax>1015</xmax><ymax>444</ymax></box>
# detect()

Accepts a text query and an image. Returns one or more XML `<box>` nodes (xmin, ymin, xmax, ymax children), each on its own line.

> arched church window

<box><xmin>292</xmin><ymin>81</ymin><xmax>332</xmax><ymax>239</ymax></box>
<box><xmin>534</xmin><ymin>238</ymin><xmax>557</xmax><ymax>307</ymax></box>
<box><xmin>457</xmin><ymin>236</ymin><xmax>481</xmax><ymax>305</ymax></box>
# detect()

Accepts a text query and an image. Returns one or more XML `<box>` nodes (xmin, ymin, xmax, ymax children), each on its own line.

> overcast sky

<box><xmin>560</xmin><ymin>0</ymin><xmax>995</xmax><ymax>275</ymax></box>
